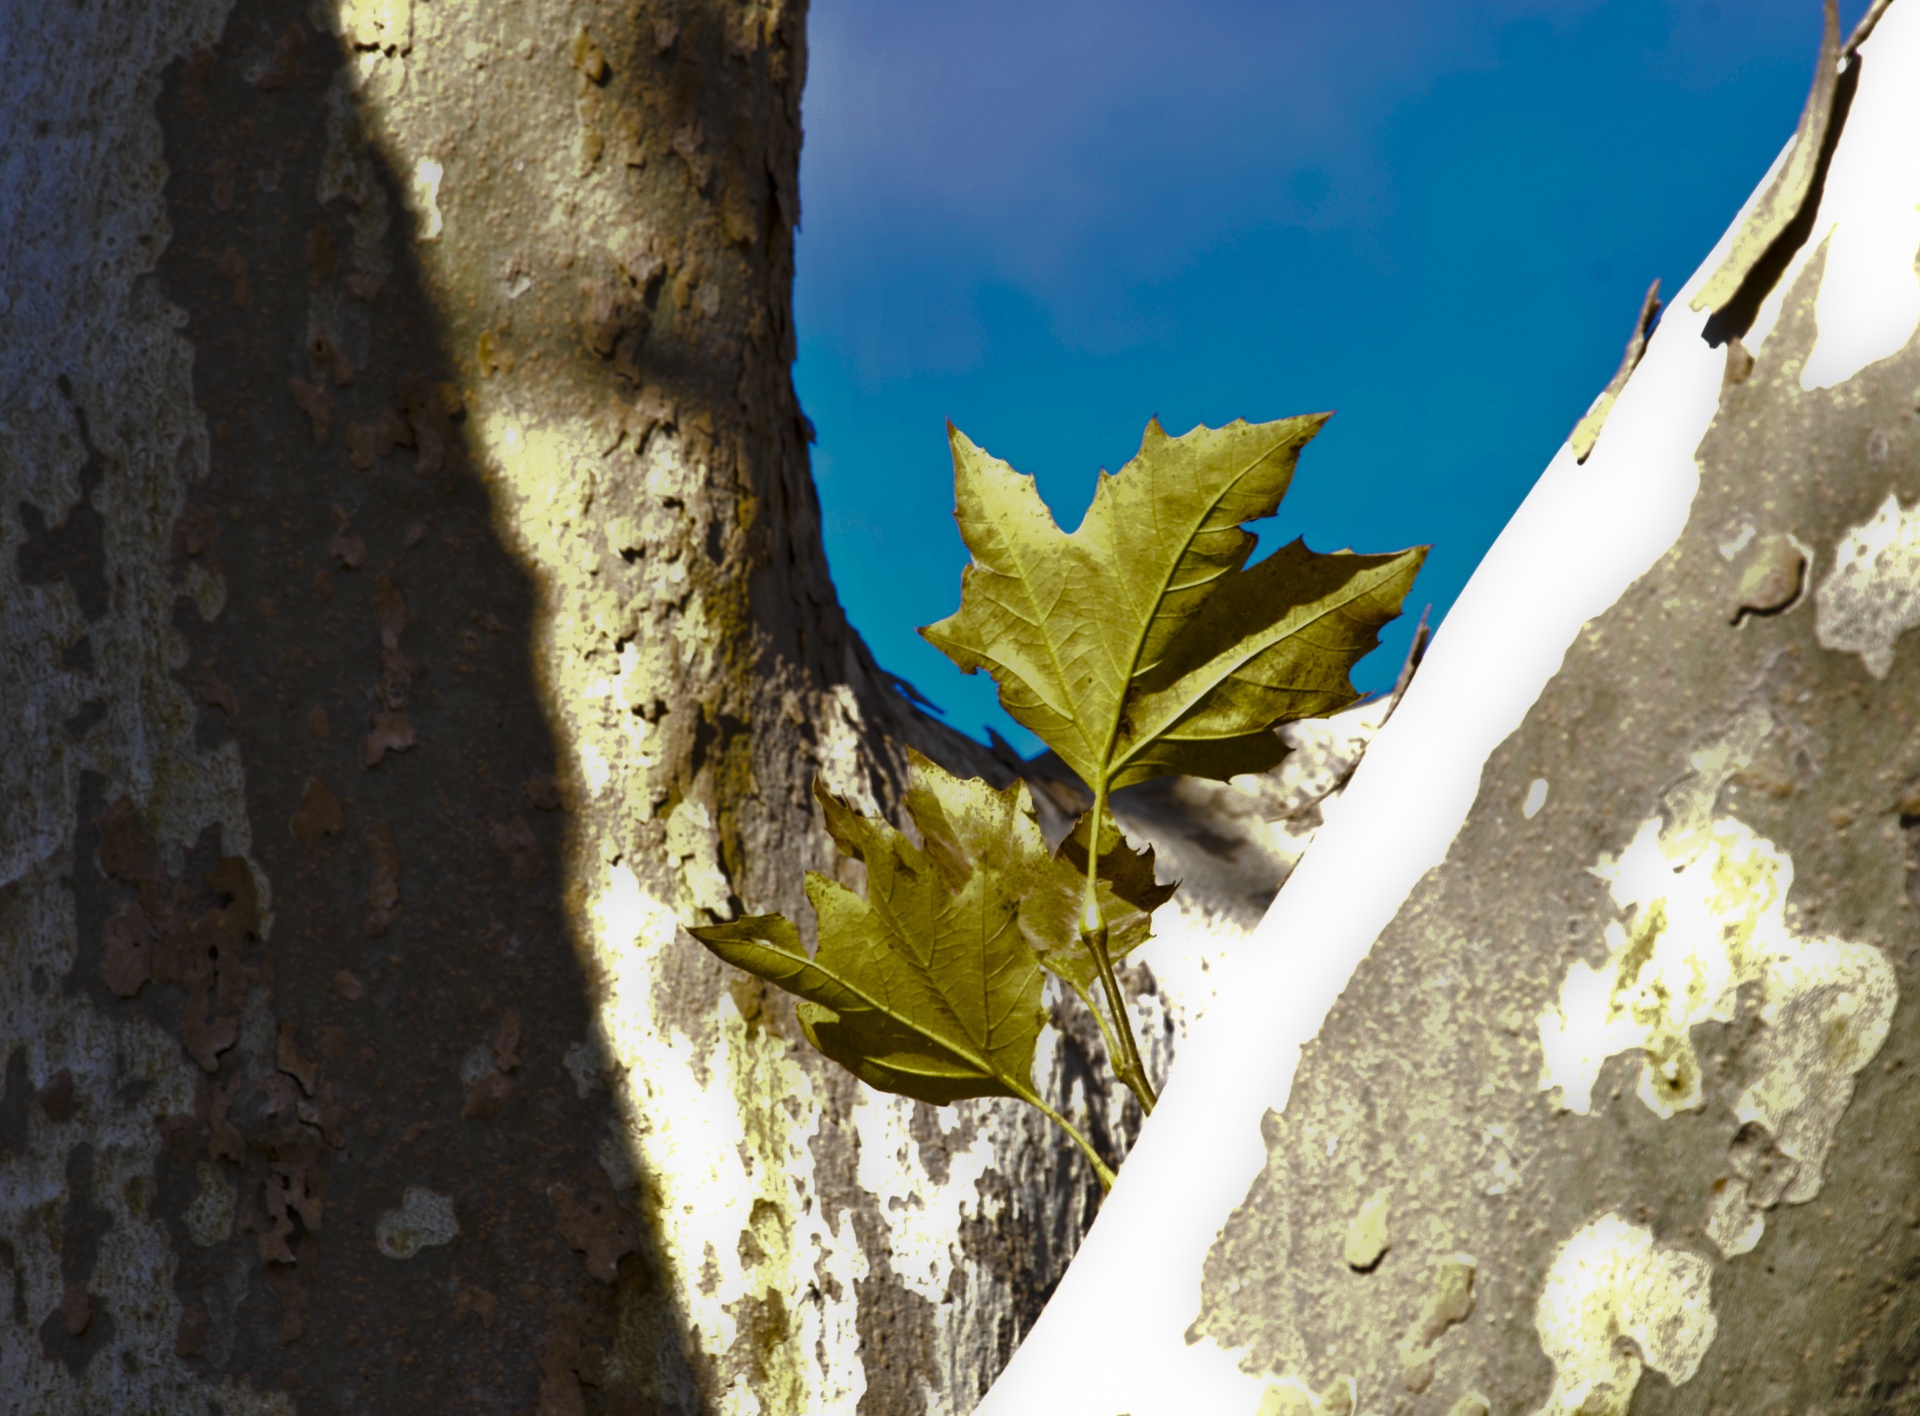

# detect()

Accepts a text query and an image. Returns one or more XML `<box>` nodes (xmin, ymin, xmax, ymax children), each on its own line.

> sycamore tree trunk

<box><xmin>982</xmin><ymin>4</ymin><xmax>1920</xmax><ymax>1415</ymax></box>
<box><xmin>0</xmin><ymin>1</ymin><xmax>1266</xmax><ymax>1411</ymax></box>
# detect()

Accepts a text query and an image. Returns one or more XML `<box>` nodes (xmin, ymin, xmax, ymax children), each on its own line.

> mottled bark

<box><xmin>0</xmin><ymin>1</ymin><xmax>1384</xmax><ymax>1411</ymax></box>
<box><xmin>983</xmin><ymin>8</ymin><xmax>1920</xmax><ymax>1415</ymax></box>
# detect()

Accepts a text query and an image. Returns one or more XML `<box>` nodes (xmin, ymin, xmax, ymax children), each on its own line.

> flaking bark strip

<box><xmin>1569</xmin><ymin>278</ymin><xmax>1662</xmax><ymax>464</ymax></box>
<box><xmin>1691</xmin><ymin>0</ymin><xmax>1844</xmax><ymax>322</ymax></box>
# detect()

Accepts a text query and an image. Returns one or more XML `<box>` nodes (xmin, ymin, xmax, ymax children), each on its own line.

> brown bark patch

<box><xmin>35</xmin><ymin>1069</ymin><xmax>74</xmax><ymax>1123</ymax></box>
<box><xmin>288</xmin><ymin>377</ymin><xmax>331</xmax><ymax>445</ymax></box>
<box><xmin>265</xmin><ymin>1263</ymin><xmax>307</xmax><ymax>1344</ymax></box>
<box><xmin>461</xmin><ymin>1072</ymin><xmax>515</xmax><ymax>1120</ymax></box>
<box><xmin>96</xmin><ymin>797</ymin><xmax>160</xmax><ymax>885</ymax></box>
<box><xmin>492</xmin><ymin>1010</ymin><xmax>522</xmax><ymax>1071</ymax></box>
<box><xmin>276</xmin><ymin>1022</ymin><xmax>318</xmax><ymax>1095</ymax></box>
<box><xmin>523</xmin><ymin>773</ymin><xmax>563</xmax><ymax>811</ymax></box>
<box><xmin>59</xmin><ymin>1281</ymin><xmax>91</xmax><ymax>1336</ymax></box>
<box><xmin>492</xmin><ymin>815</ymin><xmax>545</xmax><ymax>884</ymax></box>
<box><xmin>174</xmin><ymin>502</ymin><xmax>222</xmax><ymax>558</ymax></box>
<box><xmin>99</xmin><ymin>900</ymin><xmax>155</xmax><ymax>997</ymax></box>
<box><xmin>175</xmin><ymin>1304</ymin><xmax>211</xmax><ymax>1358</ymax></box>
<box><xmin>250</xmin><ymin>20</ymin><xmax>304</xmax><ymax>91</ymax></box>
<box><xmin>363</xmin><ymin>821</ymin><xmax>400</xmax><ymax>935</ymax></box>
<box><xmin>455</xmin><ymin>1285</ymin><xmax>498</xmax><ymax>1327</ymax></box>
<box><xmin>360</xmin><ymin>711</ymin><xmax>415</xmax><ymax>767</ymax></box>
<box><xmin>398</xmin><ymin>375</ymin><xmax>462</xmax><ymax>479</ymax></box>
<box><xmin>216</xmin><ymin>247</ymin><xmax>251</xmax><ymax>306</ymax></box>
<box><xmin>326</xmin><ymin>528</ymin><xmax>365</xmax><ymax>570</ymax></box>
<box><xmin>289</xmin><ymin>778</ymin><xmax>344</xmax><ymax>845</ymax></box>
<box><xmin>550</xmin><ymin>1171</ymin><xmax>640</xmax><ymax>1282</ymax></box>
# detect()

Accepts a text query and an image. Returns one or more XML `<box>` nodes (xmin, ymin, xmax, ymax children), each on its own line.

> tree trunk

<box><xmin>0</xmin><ymin>2</ymin><xmax>1234</xmax><ymax>1411</ymax></box>
<box><xmin>981</xmin><ymin>5</ymin><xmax>1920</xmax><ymax>1414</ymax></box>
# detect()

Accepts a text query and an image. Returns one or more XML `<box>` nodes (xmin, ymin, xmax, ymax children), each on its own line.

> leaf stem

<box><xmin>1082</xmin><ymin>785</ymin><xmax>1158</xmax><ymax>1116</ymax></box>
<box><xmin>1069</xmin><ymin>978</ymin><xmax>1127</xmax><ymax>1080</ymax></box>
<box><xmin>1027</xmin><ymin>1093</ymin><xmax>1117</xmax><ymax>1191</ymax></box>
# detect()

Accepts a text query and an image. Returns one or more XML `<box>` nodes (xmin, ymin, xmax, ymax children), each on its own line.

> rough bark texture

<box><xmin>0</xmin><ymin>3</ymin><xmax>1371</xmax><ymax>1412</ymax></box>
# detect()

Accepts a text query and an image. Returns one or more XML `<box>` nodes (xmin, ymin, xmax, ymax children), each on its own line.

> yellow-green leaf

<box><xmin>920</xmin><ymin>416</ymin><xmax>1426</xmax><ymax>795</ymax></box>
<box><xmin>897</xmin><ymin>749</ymin><xmax>1174</xmax><ymax>1005</ymax></box>
<box><xmin>898</xmin><ymin>745</ymin><xmax>1053</xmax><ymax>886</ymax></box>
<box><xmin>690</xmin><ymin>763</ymin><xmax>1049</xmax><ymax>1106</ymax></box>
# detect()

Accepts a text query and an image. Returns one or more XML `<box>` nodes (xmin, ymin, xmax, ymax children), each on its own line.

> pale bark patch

<box><xmin>1538</xmin><ymin>707</ymin><xmax>1896</xmax><ymax>1260</ymax></box>
<box><xmin>1528</xmin><ymin>1214</ymin><xmax>1715</xmax><ymax>1416</ymax></box>
<box><xmin>1814</xmin><ymin>488</ymin><xmax>1920</xmax><ymax>676</ymax></box>
<box><xmin>373</xmin><ymin>1186</ymin><xmax>460</xmax><ymax>1258</ymax></box>
<box><xmin>184</xmin><ymin>1161</ymin><xmax>239</xmax><ymax>1246</ymax></box>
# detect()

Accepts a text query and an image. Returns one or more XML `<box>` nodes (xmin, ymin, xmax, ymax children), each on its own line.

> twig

<box><xmin>1384</xmin><ymin>603</ymin><xmax>1433</xmax><ymax>716</ymax></box>
<box><xmin>883</xmin><ymin>670</ymin><xmax>944</xmax><ymax>715</ymax></box>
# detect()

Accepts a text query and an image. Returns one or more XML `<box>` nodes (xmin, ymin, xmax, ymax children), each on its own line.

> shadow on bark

<box><xmin>128</xmin><ymin>5</ymin><xmax>707</xmax><ymax>1411</ymax></box>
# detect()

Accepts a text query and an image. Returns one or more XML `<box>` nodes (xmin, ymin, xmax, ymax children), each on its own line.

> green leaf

<box><xmin>886</xmin><ymin>749</ymin><xmax>1173</xmax><ymax>992</ymax></box>
<box><xmin>690</xmin><ymin>761</ymin><xmax>1050</xmax><ymax>1107</ymax></box>
<box><xmin>1017</xmin><ymin>810</ymin><xmax>1175</xmax><ymax>997</ymax></box>
<box><xmin>920</xmin><ymin>416</ymin><xmax>1427</xmax><ymax>795</ymax></box>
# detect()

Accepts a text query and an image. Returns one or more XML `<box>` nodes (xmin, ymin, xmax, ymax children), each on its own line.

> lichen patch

<box><xmin>1539</xmin><ymin>707</ymin><xmax>1771</xmax><ymax>1116</ymax></box>
<box><xmin>583</xmin><ymin>854</ymin><xmax>855</xmax><ymax>1411</ymax></box>
<box><xmin>405</xmin><ymin>156</ymin><xmax>444</xmax><ymax>243</ymax></box>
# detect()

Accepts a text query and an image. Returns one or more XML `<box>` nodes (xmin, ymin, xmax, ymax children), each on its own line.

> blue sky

<box><xmin>792</xmin><ymin>0</ymin><xmax>1866</xmax><ymax>753</ymax></box>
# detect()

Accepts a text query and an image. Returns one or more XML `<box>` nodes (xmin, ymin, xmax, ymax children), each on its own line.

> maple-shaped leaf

<box><xmin>902</xmin><ymin>751</ymin><xmax>1175</xmax><ymax>1007</ymax></box>
<box><xmin>921</xmin><ymin>416</ymin><xmax>1427</xmax><ymax>795</ymax></box>
<box><xmin>690</xmin><ymin>760</ymin><xmax>1051</xmax><ymax>1108</ymax></box>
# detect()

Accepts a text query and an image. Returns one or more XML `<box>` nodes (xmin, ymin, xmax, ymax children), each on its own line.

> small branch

<box><xmin>882</xmin><ymin>670</ymin><xmax>944</xmax><ymax>715</ymax></box>
<box><xmin>1385</xmin><ymin>602</ymin><xmax>1433</xmax><ymax>713</ymax></box>
<box><xmin>1843</xmin><ymin>0</ymin><xmax>1893</xmax><ymax>60</ymax></box>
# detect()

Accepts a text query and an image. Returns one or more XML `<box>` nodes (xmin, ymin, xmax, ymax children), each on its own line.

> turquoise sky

<box><xmin>792</xmin><ymin>0</ymin><xmax>1866</xmax><ymax>753</ymax></box>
